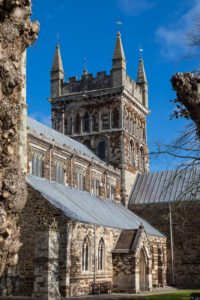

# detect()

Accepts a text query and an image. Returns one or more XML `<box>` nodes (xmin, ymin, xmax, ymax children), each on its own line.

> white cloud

<box><xmin>155</xmin><ymin>0</ymin><xmax>200</xmax><ymax>61</ymax></box>
<box><xmin>118</xmin><ymin>0</ymin><xmax>154</xmax><ymax>16</ymax></box>
<box><xmin>29</xmin><ymin>112</ymin><xmax>51</xmax><ymax>127</ymax></box>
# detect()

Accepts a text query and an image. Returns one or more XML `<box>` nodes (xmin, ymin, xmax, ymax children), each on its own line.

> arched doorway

<box><xmin>139</xmin><ymin>249</ymin><xmax>147</xmax><ymax>291</ymax></box>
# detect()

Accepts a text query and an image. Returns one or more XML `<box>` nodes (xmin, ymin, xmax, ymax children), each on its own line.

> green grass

<box><xmin>118</xmin><ymin>290</ymin><xmax>200</xmax><ymax>300</ymax></box>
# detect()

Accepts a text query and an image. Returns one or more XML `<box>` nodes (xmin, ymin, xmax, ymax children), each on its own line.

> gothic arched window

<box><xmin>97</xmin><ymin>140</ymin><xmax>107</xmax><ymax>161</ymax></box>
<box><xmin>111</xmin><ymin>107</ymin><xmax>119</xmax><ymax>128</ymax></box>
<box><xmin>82</xmin><ymin>237</ymin><xmax>90</xmax><ymax>271</ymax></box>
<box><xmin>135</xmin><ymin>143</ymin><xmax>139</xmax><ymax>167</ymax></box>
<box><xmin>83</xmin><ymin>111</ymin><xmax>90</xmax><ymax>132</ymax></box>
<box><xmin>31</xmin><ymin>151</ymin><xmax>44</xmax><ymax>178</ymax></box>
<box><xmin>129</xmin><ymin>140</ymin><xmax>135</xmax><ymax>165</ymax></box>
<box><xmin>55</xmin><ymin>161</ymin><xmax>64</xmax><ymax>184</ymax></box>
<box><xmin>98</xmin><ymin>238</ymin><xmax>105</xmax><ymax>270</ymax></box>
<box><xmin>139</xmin><ymin>147</ymin><xmax>145</xmax><ymax>171</ymax></box>
<box><xmin>92</xmin><ymin>111</ymin><xmax>99</xmax><ymax>132</ymax></box>
<box><xmin>75</xmin><ymin>113</ymin><xmax>81</xmax><ymax>134</ymax></box>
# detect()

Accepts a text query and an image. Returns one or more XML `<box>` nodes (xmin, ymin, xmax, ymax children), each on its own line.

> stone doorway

<box><xmin>139</xmin><ymin>249</ymin><xmax>147</xmax><ymax>291</ymax></box>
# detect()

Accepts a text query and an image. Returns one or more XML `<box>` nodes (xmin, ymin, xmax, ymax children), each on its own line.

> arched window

<box><xmin>139</xmin><ymin>147</ymin><xmax>145</xmax><ymax>171</ymax></box>
<box><xmin>83</xmin><ymin>111</ymin><xmax>90</xmax><ymax>132</ymax></box>
<box><xmin>55</xmin><ymin>161</ymin><xmax>64</xmax><ymax>184</ymax></box>
<box><xmin>135</xmin><ymin>143</ymin><xmax>139</xmax><ymax>167</ymax></box>
<box><xmin>97</xmin><ymin>140</ymin><xmax>107</xmax><ymax>160</ymax></box>
<box><xmin>82</xmin><ymin>237</ymin><xmax>89</xmax><ymax>271</ymax></box>
<box><xmin>111</xmin><ymin>107</ymin><xmax>119</xmax><ymax>128</ymax></box>
<box><xmin>75</xmin><ymin>113</ymin><xmax>81</xmax><ymax>134</ymax></box>
<box><xmin>129</xmin><ymin>140</ymin><xmax>135</xmax><ymax>165</ymax></box>
<box><xmin>98</xmin><ymin>238</ymin><xmax>105</xmax><ymax>270</ymax></box>
<box><xmin>31</xmin><ymin>152</ymin><xmax>44</xmax><ymax>178</ymax></box>
<box><xmin>92</xmin><ymin>111</ymin><xmax>99</xmax><ymax>132</ymax></box>
<box><xmin>70</xmin><ymin>117</ymin><xmax>73</xmax><ymax>134</ymax></box>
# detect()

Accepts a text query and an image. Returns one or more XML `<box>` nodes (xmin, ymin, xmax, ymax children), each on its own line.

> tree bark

<box><xmin>0</xmin><ymin>0</ymin><xmax>39</xmax><ymax>276</ymax></box>
<box><xmin>171</xmin><ymin>72</ymin><xmax>200</xmax><ymax>136</ymax></box>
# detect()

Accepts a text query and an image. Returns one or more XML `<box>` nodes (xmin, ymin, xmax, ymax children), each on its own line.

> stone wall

<box><xmin>0</xmin><ymin>0</ymin><xmax>39</xmax><ymax>277</ymax></box>
<box><xmin>17</xmin><ymin>186</ymin><xmax>65</xmax><ymax>297</ymax></box>
<box><xmin>69</xmin><ymin>223</ymin><xmax>120</xmax><ymax>296</ymax></box>
<box><xmin>130</xmin><ymin>201</ymin><xmax>200</xmax><ymax>288</ymax></box>
<box><xmin>112</xmin><ymin>253</ymin><xmax>136</xmax><ymax>292</ymax></box>
<box><xmin>13</xmin><ymin>185</ymin><xmax>121</xmax><ymax>297</ymax></box>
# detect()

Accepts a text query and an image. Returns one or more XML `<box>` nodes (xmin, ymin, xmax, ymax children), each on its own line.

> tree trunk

<box><xmin>0</xmin><ymin>0</ymin><xmax>39</xmax><ymax>276</ymax></box>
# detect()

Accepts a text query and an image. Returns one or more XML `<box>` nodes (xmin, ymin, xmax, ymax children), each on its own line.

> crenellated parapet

<box><xmin>62</xmin><ymin>71</ymin><xmax>112</xmax><ymax>95</ymax></box>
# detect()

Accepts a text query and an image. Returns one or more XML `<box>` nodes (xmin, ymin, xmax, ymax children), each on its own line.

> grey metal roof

<box><xmin>129</xmin><ymin>169</ymin><xmax>200</xmax><ymax>206</ymax></box>
<box><xmin>27</xmin><ymin>175</ymin><xmax>164</xmax><ymax>237</ymax></box>
<box><xmin>27</xmin><ymin>117</ymin><xmax>103</xmax><ymax>163</ymax></box>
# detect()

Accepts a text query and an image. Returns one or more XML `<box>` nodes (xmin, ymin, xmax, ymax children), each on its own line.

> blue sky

<box><xmin>27</xmin><ymin>0</ymin><xmax>200</xmax><ymax>171</ymax></box>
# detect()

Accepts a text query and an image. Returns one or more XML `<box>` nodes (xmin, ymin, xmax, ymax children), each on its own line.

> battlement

<box><xmin>58</xmin><ymin>70</ymin><xmax>144</xmax><ymax>103</ymax></box>
<box><xmin>61</xmin><ymin>71</ymin><xmax>112</xmax><ymax>95</ymax></box>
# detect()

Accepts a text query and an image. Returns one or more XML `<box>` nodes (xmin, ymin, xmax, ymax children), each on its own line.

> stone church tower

<box><xmin>50</xmin><ymin>32</ymin><xmax>149</xmax><ymax>205</ymax></box>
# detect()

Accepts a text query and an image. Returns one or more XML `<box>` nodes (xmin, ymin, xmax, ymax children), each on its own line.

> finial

<box><xmin>116</xmin><ymin>17</ymin><xmax>122</xmax><ymax>33</ymax></box>
<box><xmin>139</xmin><ymin>45</ymin><xmax>143</xmax><ymax>59</ymax></box>
<box><xmin>83</xmin><ymin>57</ymin><xmax>88</xmax><ymax>75</ymax></box>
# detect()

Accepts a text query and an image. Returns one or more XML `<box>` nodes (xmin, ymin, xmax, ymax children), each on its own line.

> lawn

<box><xmin>118</xmin><ymin>290</ymin><xmax>200</xmax><ymax>300</ymax></box>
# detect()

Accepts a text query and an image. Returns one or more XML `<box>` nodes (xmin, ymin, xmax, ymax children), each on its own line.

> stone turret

<box><xmin>51</xmin><ymin>44</ymin><xmax>64</xmax><ymax>97</ymax></box>
<box><xmin>136</xmin><ymin>57</ymin><xmax>148</xmax><ymax>108</ymax></box>
<box><xmin>112</xmin><ymin>31</ymin><xmax>127</xmax><ymax>87</ymax></box>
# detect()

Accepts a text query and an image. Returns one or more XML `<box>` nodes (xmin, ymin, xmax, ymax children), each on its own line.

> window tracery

<box><xmin>82</xmin><ymin>237</ymin><xmax>90</xmax><ymax>271</ymax></box>
<box><xmin>31</xmin><ymin>148</ymin><xmax>45</xmax><ymax>178</ymax></box>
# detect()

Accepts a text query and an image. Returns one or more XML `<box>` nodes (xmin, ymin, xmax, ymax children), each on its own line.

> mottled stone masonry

<box><xmin>130</xmin><ymin>202</ymin><xmax>200</xmax><ymax>288</ymax></box>
<box><xmin>16</xmin><ymin>185</ymin><xmax>121</xmax><ymax>297</ymax></box>
<box><xmin>112</xmin><ymin>229</ymin><xmax>166</xmax><ymax>293</ymax></box>
<box><xmin>0</xmin><ymin>0</ymin><xmax>39</xmax><ymax>277</ymax></box>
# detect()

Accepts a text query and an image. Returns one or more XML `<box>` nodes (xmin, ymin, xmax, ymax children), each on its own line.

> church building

<box><xmin>5</xmin><ymin>31</ymin><xmax>198</xmax><ymax>299</ymax></box>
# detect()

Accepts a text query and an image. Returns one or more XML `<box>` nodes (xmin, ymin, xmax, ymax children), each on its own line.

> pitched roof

<box><xmin>129</xmin><ymin>169</ymin><xmax>200</xmax><ymax>206</ymax></box>
<box><xmin>27</xmin><ymin>175</ymin><xmax>164</xmax><ymax>237</ymax></box>
<box><xmin>114</xmin><ymin>229</ymin><xmax>138</xmax><ymax>251</ymax></box>
<box><xmin>27</xmin><ymin>117</ymin><xmax>107</xmax><ymax>165</ymax></box>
